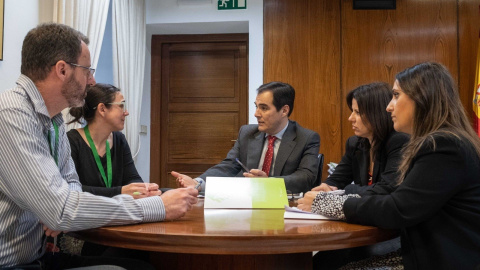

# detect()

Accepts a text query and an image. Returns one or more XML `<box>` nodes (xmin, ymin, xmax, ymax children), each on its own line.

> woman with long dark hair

<box><xmin>310</xmin><ymin>82</ymin><xmax>408</xmax><ymax>269</ymax></box>
<box><xmin>299</xmin><ymin>62</ymin><xmax>480</xmax><ymax>269</ymax></box>
<box><xmin>313</xmin><ymin>82</ymin><xmax>409</xmax><ymax>195</ymax></box>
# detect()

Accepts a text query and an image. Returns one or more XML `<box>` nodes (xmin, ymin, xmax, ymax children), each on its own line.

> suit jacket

<box><xmin>198</xmin><ymin>120</ymin><xmax>320</xmax><ymax>193</ymax></box>
<box><xmin>325</xmin><ymin>132</ymin><xmax>409</xmax><ymax>195</ymax></box>
<box><xmin>344</xmin><ymin>134</ymin><xmax>480</xmax><ymax>270</ymax></box>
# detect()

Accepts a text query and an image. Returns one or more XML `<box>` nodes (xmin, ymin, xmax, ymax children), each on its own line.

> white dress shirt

<box><xmin>257</xmin><ymin>122</ymin><xmax>289</xmax><ymax>175</ymax></box>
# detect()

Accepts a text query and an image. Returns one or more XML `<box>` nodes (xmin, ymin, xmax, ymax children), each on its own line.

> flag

<box><xmin>474</xmin><ymin>35</ymin><xmax>480</xmax><ymax>136</ymax></box>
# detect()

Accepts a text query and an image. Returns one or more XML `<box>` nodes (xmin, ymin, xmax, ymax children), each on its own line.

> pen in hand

<box><xmin>235</xmin><ymin>158</ymin><xmax>250</xmax><ymax>172</ymax></box>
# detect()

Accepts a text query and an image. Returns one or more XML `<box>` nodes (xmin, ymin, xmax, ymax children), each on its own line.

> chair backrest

<box><xmin>314</xmin><ymin>153</ymin><xmax>324</xmax><ymax>187</ymax></box>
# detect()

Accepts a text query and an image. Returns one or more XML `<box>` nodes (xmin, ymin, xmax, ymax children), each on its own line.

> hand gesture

<box><xmin>145</xmin><ymin>183</ymin><xmax>162</xmax><ymax>197</ymax></box>
<box><xmin>243</xmin><ymin>169</ymin><xmax>268</xmax><ymax>178</ymax></box>
<box><xmin>311</xmin><ymin>183</ymin><xmax>337</xmax><ymax>192</ymax></box>
<box><xmin>161</xmin><ymin>187</ymin><xmax>199</xmax><ymax>220</ymax></box>
<box><xmin>296</xmin><ymin>191</ymin><xmax>320</xmax><ymax>212</ymax></box>
<box><xmin>122</xmin><ymin>182</ymin><xmax>162</xmax><ymax>198</ymax></box>
<box><xmin>171</xmin><ymin>171</ymin><xmax>197</xmax><ymax>188</ymax></box>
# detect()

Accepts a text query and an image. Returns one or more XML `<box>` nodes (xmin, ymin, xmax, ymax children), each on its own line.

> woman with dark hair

<box><xmin>313</xmin><ymin>82</ymin><xmax>409</xmax><ymax>195</ymax></box>
<box><xmin>68</xmin><ymin>83</ymin><xmax>160</xmax><ymax>198</ymax></box>
<box><xmin>61</xmin><ymin>83</ymin><xmax>161</xmax><ymax>256</ymax></box>
<box><xmin>299</xmin><ymin>62</ymin><xmax>480</xmax><ymax>269</ymax></box>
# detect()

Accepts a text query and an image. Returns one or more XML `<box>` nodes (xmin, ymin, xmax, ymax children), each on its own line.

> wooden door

<box><xmin>151</xmin><ymin>34</ymin><xmax>248</xmax><ymax>188</ymax></box>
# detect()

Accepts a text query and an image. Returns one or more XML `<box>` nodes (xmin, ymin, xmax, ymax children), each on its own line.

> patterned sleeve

<box><xmin>312</xmin><ymin>193</ymin><xmax>360</xmax><ymax>220</ymax></box>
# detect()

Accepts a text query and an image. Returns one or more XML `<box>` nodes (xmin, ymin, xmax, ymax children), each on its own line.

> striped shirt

<box><xmin>0</xmin><ymin>75</ymin><xmax>166</xmax><ymax>267</ymax></box>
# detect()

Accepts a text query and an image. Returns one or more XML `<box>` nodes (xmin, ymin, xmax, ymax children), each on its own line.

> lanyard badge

<box><xmin>84</xmin><ymin>125</ymin><xmax>112</xmax><ymax>188</ymax></box>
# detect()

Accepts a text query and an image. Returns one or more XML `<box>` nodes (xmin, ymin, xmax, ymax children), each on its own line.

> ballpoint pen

<box><xmin>235</xmin><ymin>158</ymin><xmax>250</xmax><ymax>172</ymax></box>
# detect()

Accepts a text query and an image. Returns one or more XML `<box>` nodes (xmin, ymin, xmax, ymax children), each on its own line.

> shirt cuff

<box><xmin>194</xmin><ymin>177</ymin><xmax>206</xmax><ymax>192</ymax></box>
<box><xmin>137</xmin><ymin>196</ymin><xmax>166</xmax><ymax>222</ymax></box>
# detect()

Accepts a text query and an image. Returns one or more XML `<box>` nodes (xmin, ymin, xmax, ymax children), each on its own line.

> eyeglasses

<box><xmin>67</xmin><ymin>62</ymin><xmax>96</xmax><ymax>77</ymax></box>
<box><xmin>107</xmin><ymin>101</ymin><xmax>127</xmax><ymax>112</ymax></box>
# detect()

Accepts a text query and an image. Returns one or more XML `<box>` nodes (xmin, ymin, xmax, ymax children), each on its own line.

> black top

<box><xmin>67</xmin><ymin>129</ymin><xmax>142</xmax><ymax>197</ymax></box>
<box><xmin>325</xmin><ymin>132</ymin><xmax>409</xmax><ymax>195</ymax></box>
<box><xmin>344</xmin><ymin>134</ymin><xmax>480</xmax><ymax>269</ymax></box>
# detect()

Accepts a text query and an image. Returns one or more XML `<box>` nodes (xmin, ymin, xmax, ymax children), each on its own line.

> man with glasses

<box><xmin>0</xmin><ymin>23</ymin><xmax>198</xmax><ymax>269</ymax></box>
<box><xmin>67</xmin><ymin>62</ymin><xmax>96</xmax><ymax>78</ymax></box>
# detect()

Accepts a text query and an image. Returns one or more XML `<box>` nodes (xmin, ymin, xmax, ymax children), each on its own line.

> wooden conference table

<box><xmin>75</xmin><ymin>199</ymin><xmax>397</xmax><ymax>269</ymax></box>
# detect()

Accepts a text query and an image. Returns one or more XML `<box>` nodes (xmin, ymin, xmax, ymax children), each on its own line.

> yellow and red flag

<box><xmin>474</xmin><ymin>35</ymin><xmax>480</xmax><ymax>136</ymax></box>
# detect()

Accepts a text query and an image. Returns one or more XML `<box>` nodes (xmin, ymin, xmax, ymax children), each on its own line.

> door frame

<box><xmin>150</xmin><ymin>34</ymin><xmax>249</xmax><ymax>186</ymax></box>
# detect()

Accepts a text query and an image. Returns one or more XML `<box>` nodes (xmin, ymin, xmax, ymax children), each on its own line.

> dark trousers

<box><xmin>81</xmin><ymin>242</ymin><xmax>149</xmax><ymax>263</ymax></box>
<box><xmin>313</xmin><ymin>237</ymin><xmax>401</xmax><ymax>269</ymax></box>
<box><xmin>1</xmin><ymin>252</ymin><xmax>154</xmax><ymax>270</ymax></box>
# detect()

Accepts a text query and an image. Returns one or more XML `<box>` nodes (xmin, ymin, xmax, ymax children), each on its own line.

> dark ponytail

<box><xmin>68</xmin><ymin>83</ymin><xmax>120</xmax><ymax>124</ymax></box>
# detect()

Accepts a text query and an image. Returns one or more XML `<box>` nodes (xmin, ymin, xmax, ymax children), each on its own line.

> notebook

<box><xmin>204</xmin><ymin>177</ymin><xmax>288</xmax><ymax>209</ymax></box>
<box><xmin>283</xmin><ymin>206</ymin><xmax>337</xmax><ymax>220</ymax></box>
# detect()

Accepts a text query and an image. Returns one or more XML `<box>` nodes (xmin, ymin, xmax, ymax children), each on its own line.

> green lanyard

<box><xmin>47</xmin><ymin>120</ymin><xmax>59</xmax><ymax>165</ymax></box>
<box><xmin>84</xmin><ymin>125</ymin><xmax>112</xmax><ymax>188</ymax></box>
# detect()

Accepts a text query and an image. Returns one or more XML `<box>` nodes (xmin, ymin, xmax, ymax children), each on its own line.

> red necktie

<box><xmin>262</xmin><ymin>135</ymin><xmax>277</xmax><ymax>176</ymax></box>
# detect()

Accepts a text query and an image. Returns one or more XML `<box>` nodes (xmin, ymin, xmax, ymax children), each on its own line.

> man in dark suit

<box><xmin>172</xmin><ymin>82</ymin><xmax>320</xmax><ymax>193</ymax></box>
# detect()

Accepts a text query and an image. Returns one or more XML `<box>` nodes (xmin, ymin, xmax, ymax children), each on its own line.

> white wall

<box><xmin>0</xmin><ymin>0</ymin><xmax>54</xmax><ymax>92</ymax></box>
<box><xmin>137</xmin><ymin>0</ymin><xmax>264</xmax><ymax>182</ymax></box>
<box><xmin>0</xmin><ymin>0</ymin><xmax>263</xmax><ymax>183</ymax></box>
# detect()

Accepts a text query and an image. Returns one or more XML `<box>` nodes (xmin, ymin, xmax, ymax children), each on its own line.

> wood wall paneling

<box><xmin>264</xmin><ymin>0</ymin><xmax>478</xmax><ymax>181</ymax></box>
<box><xmin>264</xmin><ymin>0</ymin><xmax>342</xmax><ymax>179</ymax></box>
<box><xmin>341</xmin><ymin>0</ymin><xmax>458</xmax><ymax>146</ymax></box>
<box><xmin>459</xmin><ymin>0</ymin><xmax>480</xmax><ymax>117</ymax></box>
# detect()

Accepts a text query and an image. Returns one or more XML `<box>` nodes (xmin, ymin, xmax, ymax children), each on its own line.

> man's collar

<box><xmin>265</xmin><ymin>121</ymin><xmax>289</xmax><ymax>140</ymax></box>
<box><xmin>17</xmin><ymin>75</ymin><xmax>64</xmax><ymax>123</ymax></box>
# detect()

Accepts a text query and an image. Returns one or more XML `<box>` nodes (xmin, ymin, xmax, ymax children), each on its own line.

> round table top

<box><xmin>74</xmin><ymin>199</ymin><xmax>397</xmax><ymax>255</ymax></box>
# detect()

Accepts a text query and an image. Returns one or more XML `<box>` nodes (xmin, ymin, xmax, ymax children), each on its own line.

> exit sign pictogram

<box><xmin>218</xmin><ymin>0</ymin><xmax>246</xmax><ymax>10</ymax></box>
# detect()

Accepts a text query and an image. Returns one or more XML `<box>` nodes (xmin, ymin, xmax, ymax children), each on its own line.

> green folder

<box><xmin>204</xmin><ymin>177</ymin><xmax>288</xmax><ymax>209</ymax></box>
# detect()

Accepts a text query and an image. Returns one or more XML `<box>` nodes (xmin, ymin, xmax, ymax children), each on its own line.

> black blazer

<box><xmin>344</xmin><ymin>134</ymin><xmax>480</xmax><ymax>269</ymax></box>
<box><xmin>325</xmin><ymin>132</ymin><xmax>409</xmax><ymax>195</ymax></box>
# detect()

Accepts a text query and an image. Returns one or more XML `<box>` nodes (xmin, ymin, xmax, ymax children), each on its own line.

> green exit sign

<box><xmin>218</xmin><ymin>0</ymin><xmax>247</xmax><ymax>10</ymax></box>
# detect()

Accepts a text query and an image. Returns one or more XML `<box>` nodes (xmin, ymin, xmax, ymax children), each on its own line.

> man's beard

<box><xmin>61</xmin><ymin>74</ymin><xmax>86</xmax><ymax>108</ymax></box>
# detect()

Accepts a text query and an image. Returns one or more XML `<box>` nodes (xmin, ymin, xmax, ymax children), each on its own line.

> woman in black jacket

<box><xmin>313</xmin><ymin>82</ymin><xmax>409</xmax><ymax>196</ymax></box>
<box><xmin>300</xmin><ymin>62</ymin><xmax>480</xmax><ymax>269</ymax></box>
